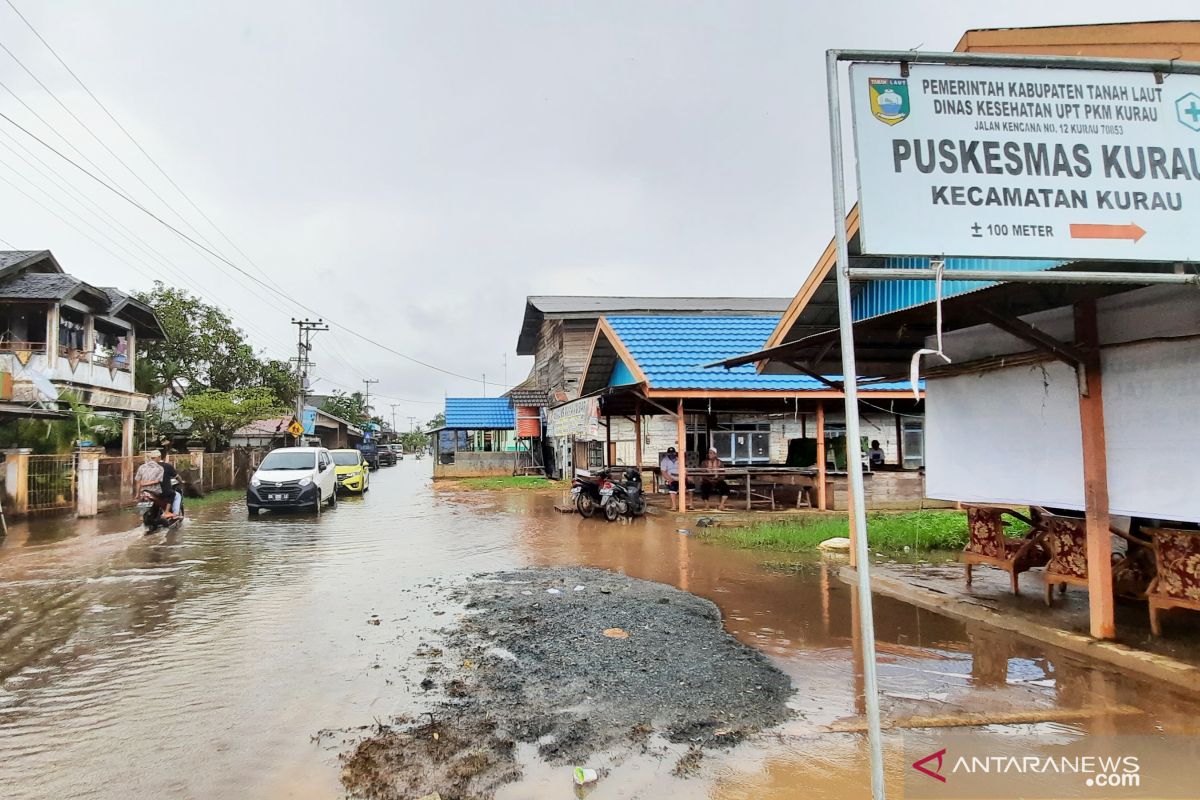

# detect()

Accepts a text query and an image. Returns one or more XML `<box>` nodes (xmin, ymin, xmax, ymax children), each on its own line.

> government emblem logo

<box><xmin>868</xmin><ymin>77</ymin><xmax>910</xmax><ymax>125</ymax></box>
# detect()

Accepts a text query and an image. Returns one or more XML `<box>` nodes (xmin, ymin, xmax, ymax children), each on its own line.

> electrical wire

<box><xmin>0</xmin><ymin>148</ymin><xmax>294</xmax><ymax>357</ymax></box>
<box><xmin>0</xmin><ymin>32</ymin><xmax>237</xmax><ymax>261</ymax></box>
<box><xmin>0</xmin><ymin>107</ymin><xmax>506</xmax><ymax>385</ymax></box>
<box><xmin>3</xmin><ymin>0</ymin><xmax>276</xmax><ymax>284</ymax></box>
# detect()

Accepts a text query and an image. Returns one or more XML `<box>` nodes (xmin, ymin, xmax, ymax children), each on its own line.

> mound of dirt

<box><xmin>340</xmin><ymin>566</ymin><xmax>792</xmax><ymax>799</ymax></box>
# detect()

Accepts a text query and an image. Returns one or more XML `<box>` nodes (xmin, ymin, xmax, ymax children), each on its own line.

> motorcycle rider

<box><xmin>133</xmin><ymin>450</ymin><xmax>180</xmax><ymax>520</ymax></box>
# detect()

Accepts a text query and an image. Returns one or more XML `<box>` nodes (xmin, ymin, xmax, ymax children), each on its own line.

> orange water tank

<box><xmin>515</xmin><ymin>406</ymin><xmax>541</xmax><ymax>438</ymax></box>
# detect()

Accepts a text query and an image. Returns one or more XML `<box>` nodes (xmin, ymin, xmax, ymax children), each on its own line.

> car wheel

<box><xmin>313</xmin><ymin>494</ymin><xmax>322</xmax><ymax>515</ymax></box>
<box><xmin>247</xmin><ymin>507</ymin><xmax>258</xmax><ymax>519</ymax></box>
<box><xmin>328</xmin><ymin>488</ymin><xmax>337</xmax><ymax>508</ymax></box>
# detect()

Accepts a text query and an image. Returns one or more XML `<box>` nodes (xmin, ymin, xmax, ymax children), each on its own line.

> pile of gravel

<box><xmin>341</xmin><ymin>566</ymin><xmax>792</xmax><ymax>798</ymax></box>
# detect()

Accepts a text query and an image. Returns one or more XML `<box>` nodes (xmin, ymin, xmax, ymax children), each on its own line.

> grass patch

<box><xmin>186</xmin><ymin>488</ymin><xmax>244</xmax><ymax>506</ymax></box>
<box><xmin>457</xmin><ymin>476</ymin><xmax>566</xmax><ymax>491</ymax></box>
<box><xmin>699</xmin><ymin>510</ymin><xmax>970</xmax><ymax>554</ymax></box>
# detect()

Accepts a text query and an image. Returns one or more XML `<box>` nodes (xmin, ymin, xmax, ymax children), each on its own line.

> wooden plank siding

<box><xmin>560</xmin><ymin>318</ymin><xmax>600</xmax><ymax>399</ymax></box>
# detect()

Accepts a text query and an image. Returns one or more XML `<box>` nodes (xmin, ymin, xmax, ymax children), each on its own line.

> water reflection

<box><xmin>0</xmin><ymin>475</ymin><xmax>1195</xmax><ymax>800</ymax></box>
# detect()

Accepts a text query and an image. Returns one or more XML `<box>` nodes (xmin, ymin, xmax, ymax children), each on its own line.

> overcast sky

<box><xmin>0</xmin><ymin>1</ymin><xmax>1195</xmax><ymax>422</ymax></box>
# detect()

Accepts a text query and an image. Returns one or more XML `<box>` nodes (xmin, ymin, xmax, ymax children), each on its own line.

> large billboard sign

<box><xmin>849</xmin><ymin>62</ymin><xmax>1200</xmax><ymax>261</ymax></box>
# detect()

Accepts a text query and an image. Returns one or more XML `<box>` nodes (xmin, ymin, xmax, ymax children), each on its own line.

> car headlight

<box><xmin>250</xmin><ymin>477</ymin><xmax>261</xmax><ymax>487</ymax></box>
<box><xmin>298</xmin><ymin>476</ymin><xmax>312</xmax><ymax>487</ymax></box>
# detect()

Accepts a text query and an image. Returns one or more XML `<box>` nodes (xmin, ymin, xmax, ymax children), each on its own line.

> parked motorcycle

<box><xmin>601</xmin><ymin>468</ymin><xmax>646</xmax><ymax>521</ymax></box>
<box><xmin>138</xmin><ymin>482</ymin><xmax>184</xmax><ymax>534</ymax></box>
<box><xmin>571</xmin><ymin>469</ymin><xmax>607</xmax><ymax>518</ymax></box>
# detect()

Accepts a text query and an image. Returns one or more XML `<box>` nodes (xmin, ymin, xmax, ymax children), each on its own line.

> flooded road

<box><xmin>1</xmin><ymin>463</ymin><xmax>1198</xmax><ymax>799</ymax></box>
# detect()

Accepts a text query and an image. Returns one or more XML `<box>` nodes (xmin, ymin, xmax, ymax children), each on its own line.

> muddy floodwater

<box><xmin>1</xmin><ymin>463</ymin><xmax>1198</xmax><ymax>799</ymax></box>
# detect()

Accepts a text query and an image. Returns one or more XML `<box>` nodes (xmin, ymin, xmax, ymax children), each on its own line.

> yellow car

<box><xmin>331</xmin><ymin>449</ymin><xmax>370</xmax><ymax>494</ymax></box>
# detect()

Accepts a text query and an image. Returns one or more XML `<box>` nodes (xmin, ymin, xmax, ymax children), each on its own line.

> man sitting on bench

<box><xmin>660</xmin><ymin>447</ymin><xmax>690</xmax><ymax>512</ymax></box>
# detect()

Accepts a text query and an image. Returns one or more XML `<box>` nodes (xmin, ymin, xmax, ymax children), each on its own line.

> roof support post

<box><xmin>634</xmin><ymin>404</ymin><xmax>643</xmax><ymax>474</ymax></box>
<box><xmin>605</xmin><ymin>413</ymin><xmax>613</xmax><ymax>467</ymax></box>
<box><xmin>826</xmin><ymin>49</ymin><xmax>885</xmax><ymax>799</ymax></box>
<box><xmin>1075</xmin><ymin>298</ymin><xmax>1116</xmax><ymax>640</ymax></box>
<box><xmin>816</xmin><ymin>400</ymin><xmax>827</xmax><ymax>512</ymax></box>
<box><xmin>676</xmin><ymin>398</ymin><xmax>687</xmax><ymax>514</ymax></box>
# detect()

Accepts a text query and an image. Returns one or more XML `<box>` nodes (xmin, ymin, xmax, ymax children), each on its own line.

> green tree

<box><xmin>179</xmin><ymin>387</ymin><xmax>285</xmax><ymax>451</ymax></box>
<box><xmin>259</xmin><ymin>358</ymin><xmax>301</xmax><ymax>409</ymax></box>
<box><xmin>397</xmin><ymin>430</ymin><xmax>428</xmax><ymax>452</ymax></box>
<box><xmin>320</xmin><ymin>391</ymin><xmax>369</xmax><ymax>426</ymax></box>
<box><xmin>136</xmin><ymin>283</ymin><xmax>264</xmax><ymax>397</ymax></box>
<box><xmin>427</xmin><ymin>412</ymin><xmax>445</xmax><ymax>430</ymax></box>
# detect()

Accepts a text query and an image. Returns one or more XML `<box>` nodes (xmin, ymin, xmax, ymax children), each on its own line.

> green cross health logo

<box><xmin>869</xmin><ymin>77</ymin><xmax>910</xmax><ymax>125</ymax></box>
<box><xmin>1176</xmin><ymin>92</ymin><xmax>1200</xmax><ymax>131</ymax></box>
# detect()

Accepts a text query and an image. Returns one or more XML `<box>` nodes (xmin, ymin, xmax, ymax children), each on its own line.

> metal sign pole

<box><xmin>826</xmin><ymin>49</ymin><xmax>886</xmax><ymax>799</ymax></box>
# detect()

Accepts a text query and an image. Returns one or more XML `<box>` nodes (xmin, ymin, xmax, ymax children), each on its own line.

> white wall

<box><xmin>924</xmin><ymin>286</ymin><xmax>1200</xmax><ymax>523</ymax></box>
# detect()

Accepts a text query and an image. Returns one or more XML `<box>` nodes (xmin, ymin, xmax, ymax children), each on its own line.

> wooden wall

<box><xmin>528</xmin><ymin>317</ymin><xmax>599</xmax><ymax>400</ymax></box>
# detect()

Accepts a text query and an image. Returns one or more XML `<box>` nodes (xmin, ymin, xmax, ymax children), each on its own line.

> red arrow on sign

<box><xmin>1069</xmin><ymin>222</ymin><xmax>1146</xmax><ymax>242</ymax></box>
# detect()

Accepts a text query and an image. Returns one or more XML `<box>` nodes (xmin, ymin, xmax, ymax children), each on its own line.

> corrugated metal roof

<box><xmin>604</xmin><ymin>316</ymin><xmax>911</xmax><ymax>391</ymax></box>
<box><xmin>851</xmin><ymin>257</ymin><xmax>1064</xmax><ymax>321</ymax></box>
<box><xmin>518</xmin><ymin>295</ymin><xmax>792</xmax><ymax>354</ymax></box>
<box><xmin>444</xmin><ymin>397</ymin><xmax>515</xmax><ymax>429</ymax></box>
<box><xmin>528</xmin><ymin>296</ymin><xmax>791</xmax><ymax>314</ymax></box>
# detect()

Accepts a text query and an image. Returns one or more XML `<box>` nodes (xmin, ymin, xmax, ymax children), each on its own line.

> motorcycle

<box><xmin>138</xmin><ymin>482</ymin><xmax>184</xmax><ymax>534</ymax></box>
<box><xmin>601</xmin><ymin>468</ymin><xmax>647</xmax><ymax>521</ymax></box>
<box><xmin>570</xmin><ymin>469</ymin><xmax>607</xmax><ymax>518</ymax></box>
<box><xmin>614</xmin><ymin>468</ymin><xmax>646</xmax><ymax>517</ymax></box>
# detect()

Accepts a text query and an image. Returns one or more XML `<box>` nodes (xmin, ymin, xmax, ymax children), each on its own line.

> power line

<box><xmin>2</xmin><ymin>0</ymin><xmax>276</xmax><ymax>284</ymax></box>
<box><xmin>0</xmin><ymin>25</ymin><xmax>307</xmax><ymax>341</ymax></box>
<box><xmin>0</xmin><ymin>29</ymin><xmax>238</xmax><ymax>263</ymax></box>
<box><xmin>0</xmin><ymin>89</ymin><xmax>295</xmax><ymax>356</ymax></box>
<box><xmin>0</xmin><ymin>108</ymin><xmax>506</xmax><ymax>386</ymax></box>
<box><xmin>0</xmin><ymin>147</ymin><xmax>294</xmax><ymax>357</ymax></box>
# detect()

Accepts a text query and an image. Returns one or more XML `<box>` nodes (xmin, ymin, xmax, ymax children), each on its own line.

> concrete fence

<box><xmin>2</xmin><ymin>446</ymin><xmax>271</xmax><ymax>519</ymax></box>
<box><xmin>433</xmin><ymin>450</ymin><xmax>533</xmax><ymax>479</ymax></box>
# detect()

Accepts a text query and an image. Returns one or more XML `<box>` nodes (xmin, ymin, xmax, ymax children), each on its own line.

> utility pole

<box><xmin>362</xmin><ymin>378</ymin><xmax>379</xmax><ymax>424</ymax></box>
<box><xmin>291</xmin><ymin>319</ymin><xmax>328</xmax><ymax>442</ymax></box>
<box><xmin>482</xmin><ymin>373</ymin><xmax>487</xmax><ymax>396</ymax></box>
<box><xmin>389</xmin><ymin>403</ymin><xmax>400</xmax><ymax>436</ymax></box>
<box><xmin>407</xmin><ymin>415</ymin><xmax>417</xmax><ymax>432</ymax></box>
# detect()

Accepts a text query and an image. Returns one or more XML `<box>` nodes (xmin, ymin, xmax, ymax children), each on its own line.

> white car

<box><xmin>246</xmin><ymin>446</ymin><xmax>338</xmax><ymax>516</ymax></box>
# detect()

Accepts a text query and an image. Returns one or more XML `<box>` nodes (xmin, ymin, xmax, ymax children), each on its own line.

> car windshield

<box><xmin>332</xmin><ymin>452</ymin><xmax>361</xmax><ymax>466</ymax></box>
<box><xmin>258</xmin><ymin>451</ymin><xmax>316</xmax><ymax>470</ymax></box>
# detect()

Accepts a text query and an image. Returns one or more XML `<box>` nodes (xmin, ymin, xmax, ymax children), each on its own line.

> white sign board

<box><xmin>545</xmin><ymin>397</ymin><xmax>601</xmax><ymax>440</ymax></box>
<box><xmin>849</xmin><ymin>62</ymin><xmax>1200</xmax><ymax>261</ymax></box>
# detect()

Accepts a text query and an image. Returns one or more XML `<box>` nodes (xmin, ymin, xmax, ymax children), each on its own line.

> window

<box><xmin>0</xmin><ymin>305</ymin><xmax>48</xmax><ymax>348</ymax></box>
<box><xmin>259</xmin><ymin>451</ymin><xmax>317</xmax><ymax>471</ymax></box>
<box><xmin>711</xmin><ymin>423</ymin><xmax>771</xmax><ymax>465</ymax></box>
<box><xmin>902</xmin><ymin>419</ymin><xmax>924</xmax><ymax>469</ymax></box>
<box><xmin>587</xmin><ymin>440</ymin><xmax>604</xmax><ymax>468</ymax></box>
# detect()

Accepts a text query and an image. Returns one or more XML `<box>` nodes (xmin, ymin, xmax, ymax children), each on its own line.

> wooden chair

<box><xmin>1036</xmin><ymin>509</ymin><xmax>1156</xmax><ymax>607</ymax></box>
<box><xmin>1037</xmin><ymin>511</ymin><xmax>1089</xmax><ymax>605</ymax></box>
<box><xmin>961</xmin><ymin>506</ymin><xmax>1048</xmax><ymax>595</ymax></box>
<box><xmin>1144</xmin><ymin>527</ymin><xmax>1200</xmax><ymax>636</ymax></box>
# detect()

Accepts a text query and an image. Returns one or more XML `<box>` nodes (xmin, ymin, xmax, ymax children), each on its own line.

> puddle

<box><xmin>0</xmin><ymin>465</ymin><xmax>1195</xmax><ymax>799</ymax></box>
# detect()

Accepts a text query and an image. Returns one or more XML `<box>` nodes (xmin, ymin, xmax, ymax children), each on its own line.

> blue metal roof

<box><xmin>604</xmin><ymin>316</ymin><xmax>911</xmax><ymax>391</ymax></box>
<box><xmin>443</xmin><ymin>397</ymin><xmax>515</xmax><ymax>429</ymax></box>
<box><xmin>851</xmin><ymin>257</ymin><xmax>1065</xmax><ymax>321</ymax></box>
